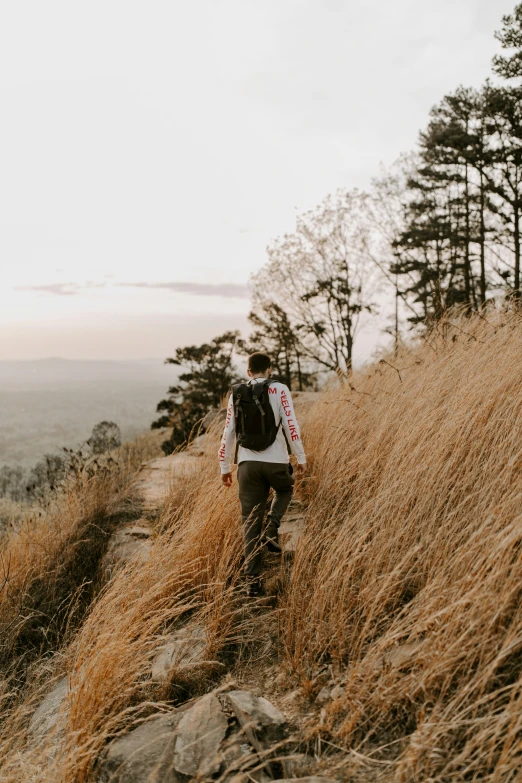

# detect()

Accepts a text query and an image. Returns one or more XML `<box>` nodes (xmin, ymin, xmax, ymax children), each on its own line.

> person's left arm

<box><xmin>278</xmin><ymin>385</ymin><xmax>307</xmax><ymax>473</ymax></box>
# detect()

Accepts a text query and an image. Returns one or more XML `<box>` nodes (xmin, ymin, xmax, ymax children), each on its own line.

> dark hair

<box><xmin>248</xmin><ymin>352</ymin><xmax>271</xmax><ymax>374</ymax></box>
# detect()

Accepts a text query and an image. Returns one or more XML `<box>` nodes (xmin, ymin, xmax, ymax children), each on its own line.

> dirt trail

<box><xmin>132</xmin><ymin>452</ymin><xmax>201</xmax><ymax>511</ymax></box>
<box><xmin>133</xmin><ymin>448</ymin><xmax>306</xmax><ymax>553</ymax></box>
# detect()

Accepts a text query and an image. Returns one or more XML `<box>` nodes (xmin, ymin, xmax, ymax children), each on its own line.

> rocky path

<box><xmin>132</xmin><ymin>450</ymin><xmax>201</xmax><ymax>511</ymax></box>
<box><xmin>109</xmin><ymin>444</ymin><xmax>307</xmax><ymax>571</ymax></box>
<box><xmin>26</xmin><ymin>403</ymin><xmax>341</xmax><ymax>782</ymax></box>
<box><xmin>101</xmin><ymin>447</ymin><xmax>207</xmax><ymax>573</ymax></box>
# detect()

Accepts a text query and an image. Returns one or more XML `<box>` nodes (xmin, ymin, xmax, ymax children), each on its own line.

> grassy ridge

<box><xmin>2</xmin><ymin>310</ymin><xmax>522</xmax><ymax>781</ymax></box>
<box><xmin>286</xmin><ymin>310</ymin><xmax>522</xmax><ymax>779</ymax></box>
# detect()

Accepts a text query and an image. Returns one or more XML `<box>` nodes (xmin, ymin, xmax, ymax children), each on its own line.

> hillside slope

<box><xmin>2</xmin><ymin>311</ymin><xmax>522</xmax><ymax>782</ymax></box>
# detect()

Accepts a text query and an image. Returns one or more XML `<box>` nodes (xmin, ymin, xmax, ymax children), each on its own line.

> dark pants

<box><xmin>237</xmin><ymin>461</ymin><xmax>295</xmax><ymax>577</ymax></box>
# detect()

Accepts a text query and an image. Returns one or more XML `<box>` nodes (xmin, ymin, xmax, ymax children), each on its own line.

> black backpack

<box><xmin>232</xmin><ymin>379</ymin><xmax>282</xmax><ymax>462</ymax></box>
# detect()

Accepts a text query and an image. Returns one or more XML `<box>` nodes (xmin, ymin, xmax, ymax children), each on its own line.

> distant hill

<box><xmin>0</xmin><ymin>357</ymin><xmax>176</xmax><ymax>390</ymax></box>
<box><xmin>0</xmin><ymin>358</ymin><xmax>178</xmax><ymax>467</ymax></box>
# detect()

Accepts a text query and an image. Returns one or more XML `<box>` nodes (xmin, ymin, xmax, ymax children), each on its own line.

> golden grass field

<box><xmin>1</xmin><ymin>308</ymin><xmax>522</xmax><ymax>781</ymax></box>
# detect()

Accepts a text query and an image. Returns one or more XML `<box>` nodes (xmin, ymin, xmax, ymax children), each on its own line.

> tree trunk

<box><xmin>394</xmin><ymin>272</ymin><xmax>400</xmax><ymax>356</ymax></box>
<box><xmin>295</xmin><ymin>349</ymin><xmax>303</xmax><ymax>391</ymax></box>
<box><xmin>464</xmin><ymin>160</ymin><xmax>472</xmax><ymax>307</ymax></box>
<box><xmin>514</xmin><ymin>201</ymin><xmax>521</xmax><ymax>297</ymax></box>
<box><xmin>284</xmin><ymin>341</ymin><xmax>292</xmax><ymax>390</ymax></box>
<box><xmin>479</xmin><ymin>170</ymin><xmax>487</xmax><ymax>305</ymax></box>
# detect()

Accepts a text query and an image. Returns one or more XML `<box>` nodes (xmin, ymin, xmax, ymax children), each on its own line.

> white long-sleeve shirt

<box><xmin>218</xmin><ymin>378</ymin><xmax>306</xmax><ymax>474</ymax></box>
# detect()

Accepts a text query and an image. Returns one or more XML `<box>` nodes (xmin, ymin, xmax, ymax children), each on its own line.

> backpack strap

<box><xmin>251</xmin><ymin>382</ymin><xmax>266</xmax><ymax>434</ymax></box>
<box><xmin>232</xmin><ymin>383</ymin><xmax>246</xmax><ymax>435</ymax></box>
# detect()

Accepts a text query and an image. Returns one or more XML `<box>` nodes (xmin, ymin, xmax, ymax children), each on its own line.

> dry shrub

<box><xmin>0</xmin><ymin>432</ymin><xmax>162</xmax><ymax>676</ymax></box>
<box><xmin>285</xmin><ymin>309</ymin><xmax>522</xmax><ymax>780</ymax></box>
<box><xmin>0</xmin><ymin>497</ymin><xmax>32</xmax><ymax>534</ymax></box>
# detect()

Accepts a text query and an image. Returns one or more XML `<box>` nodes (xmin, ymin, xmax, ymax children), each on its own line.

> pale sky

<box><xmin>0</xmin><ymin>0</ymin><xmax>512</xmax><ymax>362</ymax></box>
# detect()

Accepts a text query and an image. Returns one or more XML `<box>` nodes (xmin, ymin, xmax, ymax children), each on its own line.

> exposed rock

<box><xmin>315</xmin><ymin>686</ymin><xmax>331</xmax><ymax>705</ymax></box>
<box><xmin>134</xmin><ymin>453</ymin><xmax>201</xmax><ymax>509</ymax></box>
<box><xmin>221</xmin><ymin>733</ymin><xmax>255</xmax><ymax>765</ymax></box>
<box><xmin>186</xmin><ymin>434</ymin><xmax>207</xmax><ymax>456</ymax></box>
<box><xmin>220</xmin><ymin>732</ymin><xmax>261</xmax><ymax>782</ymax></box>
<box><xmin>102</xmin><ymin>526</ymin><xmax>152</xmax><ymax>575</ymax></box>
<box><xmin>373</xmin><ymin>639</ymin><xmax>427</xmax><ymax>672</ymax></box>
<box><xmin>174</xmin><ymin>692</ymin><xmax>228</xmax><ymax>777</ymax></box>
<box><xmin>281</xmin><ymin>688</ymin><xmax>303</xmax><ymax>707</ymax></box>
<box><xmin>97</xmin><ymin>711</ymin><xmax>181</xmax><ymax>783</ymax></box>
<box><xmin>151</xmin><ymin>624</ymin><xmax>209</xmax><ymax>683</ymax></box>
<box><xmin>279</xmin><ymin>511</ymin><xmax>304</xmax><ymax>553</ymax></box>
<box><xmin>201</xmin><ymin>408</ymin><xmax>227</xmax><ymax>432</ymax></box>
<box><xmin>28</xmin><ymin>677</ymin><xmax>69</xmax><ymax>739</ymax></box>
<box><xmin>225</xmin><ymin>690</ymin><xmax>287</xmax><ymax>750</ymax></box>
<box><xmin>273</xmin><ymin>670</ymin><xmax>288</xmax><ymax>687</ymax></box>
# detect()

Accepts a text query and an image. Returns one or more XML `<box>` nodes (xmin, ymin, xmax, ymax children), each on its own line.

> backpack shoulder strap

<box><xmin>250</xmin><ymin>380</ymin><xmax>268</xmax><ymax>434</ymax></box>
<box><xmin>232</xmin><ymin>382</ymin><xmax>249</xmax><ymax>436</ymax></box>
<box><xmin>232</xmin><ymin>383</ymin><xmax>246</xmax><ymax>465</ymax></box>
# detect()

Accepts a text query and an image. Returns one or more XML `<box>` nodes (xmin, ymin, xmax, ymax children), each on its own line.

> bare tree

<box><xmin>251</xmin><ymin>190</ymin><xmax>378</xmax><ymax>373</ymax></box>
<box><xmin>367</xmin><ymin>154</ymin><xmax>423</xmax><ymax>349</ymax></box>
<box><xmin>238</xmin><ymin>302</ymin><xmax>307</xmax><ymax>389</ymax></box>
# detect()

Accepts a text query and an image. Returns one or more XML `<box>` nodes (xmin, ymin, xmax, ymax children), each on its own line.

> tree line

<box><xmin>153</xmin><ymin>5</ymin><xmax>522</xmax><ymax>453</ymax></box>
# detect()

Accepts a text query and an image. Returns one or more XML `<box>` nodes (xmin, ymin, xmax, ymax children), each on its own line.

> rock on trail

<box><xmin>226</xmin><ymin>689</ymin><xmax>287</xmax><ymax>749</ymax></box>
<box><xmin>173</xmin><ymin>692</ymin><xmax>228</xmax><ymax>777</ymax></box>
<box><xmin>133</xmin><ymin>452</ymin><xmax>201</xmax><ymax>510</ymax></box>
<box><xmin>97</xmin><ymin>711</ymin><xmax>181</xmax><ymax>783</ymax></box>
<box><xmin>95</xmin><ymin>688</ymin><xmax>319</xmax><ymax>783</ymax></box>
<box><xmin>151</xmin><ymin>623</ymin><xmax>209</xmax><ymax>683</ymax></box>
<box><xmin>102</xmin><ymin>524</ymin><xmax>152</xmax><ymax>575</ymax></box>
<box><xmin>28</xmin><ymin>677</ymin><xmax>70</xmax><ymax>740</ymax></box>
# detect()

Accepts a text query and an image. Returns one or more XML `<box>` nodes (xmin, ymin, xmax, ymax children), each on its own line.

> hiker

<box><xmin>218</xmin><ymin>352</ymin><xmax>307</xmax><ymax>596</ymax></box>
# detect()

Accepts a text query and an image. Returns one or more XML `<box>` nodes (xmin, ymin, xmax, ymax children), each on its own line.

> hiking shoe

<box><xmin>265</xmin><ymin>534</ymin><xmax>282</xmax><ymax>554</ymax></box>
<box><xmin>245</xmin><ymin>578</ymin><xmax>263</xmax><ymax>597</ymax></box>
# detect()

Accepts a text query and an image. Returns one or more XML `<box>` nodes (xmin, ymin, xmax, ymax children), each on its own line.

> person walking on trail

<box><xmin>218</xmin><ymin>352</ymin><xmax>307</xmax><ymax>596</ymax></box>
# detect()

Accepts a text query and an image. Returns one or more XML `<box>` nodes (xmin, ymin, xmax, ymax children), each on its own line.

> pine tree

<box><xmin>251</xmin><ymin>191</ymin><xmax>378</xmax><ymax>373</ymax></box>
<box><xmin>239</xmin><ymin>301</ymin><xmax>307</xmax><ymax>390</ymax></box>
<box><xmin>483</xmin><ymin>85</ymin><xmax>522</xmax><ymax>295</ymax></box>
<box><xmin>392</xmin><ymin>86</ymin><xmax>511</xmax><ymax>323</ymax></box>
<box><xmin>493</xmin><ymin>3</ymin><xmax>522</xmax><ymax>79</ymax></box>
<box><xmin>152</xmin><ymin>331</ymin><xmax>239</xmax><ymax>454</ymax></box>
<box><xmin>393</xmin><ymin>159</ymin><xmax>468</xmax><ymax>324</ymax></box>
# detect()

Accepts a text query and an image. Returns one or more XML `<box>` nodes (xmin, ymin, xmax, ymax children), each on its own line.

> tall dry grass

<box><xmin>4</xmin><ymin>311</ymin><xmax>522</xmax><ymax>782</ymax></box>
<box><xmin>0</xmin><ymin>431</ymin><xmax>247</xmax><ymax>782</ymax></box>
<box><xmin>0</xmin><ymin>431</ymin><xmax>162</xmax><ymax>679</ymax></box>
<box><xmin>285</xmin><ymin>308</ymin><xmax>522</xmax><ymax>780</ymax></box>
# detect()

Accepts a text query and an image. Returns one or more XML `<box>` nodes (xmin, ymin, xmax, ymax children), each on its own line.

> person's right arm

<box><xmin>218</xmin><ymin>393</ymin><xmax>235</xmax><ymax>486</ymax></box>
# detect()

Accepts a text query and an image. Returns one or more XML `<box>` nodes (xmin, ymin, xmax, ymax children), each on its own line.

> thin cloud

<box><xmin>14</xmin><ymin>279</ymin><xmax>249</xmax><ymax>299</ymax></box>
<box><xmin>15</xmin><ymin>283</ymin><xmax>80</xmax><ymax>296</ymax></box>
<box><xmin>15</xmin><ymin>282</ymin><xmax>106</xmax><ymax>296</ymax></box>
<box><xmin>117</xmin><ymin>281</ymin><xmax>249</xmax><ymax>299</ymax></box>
